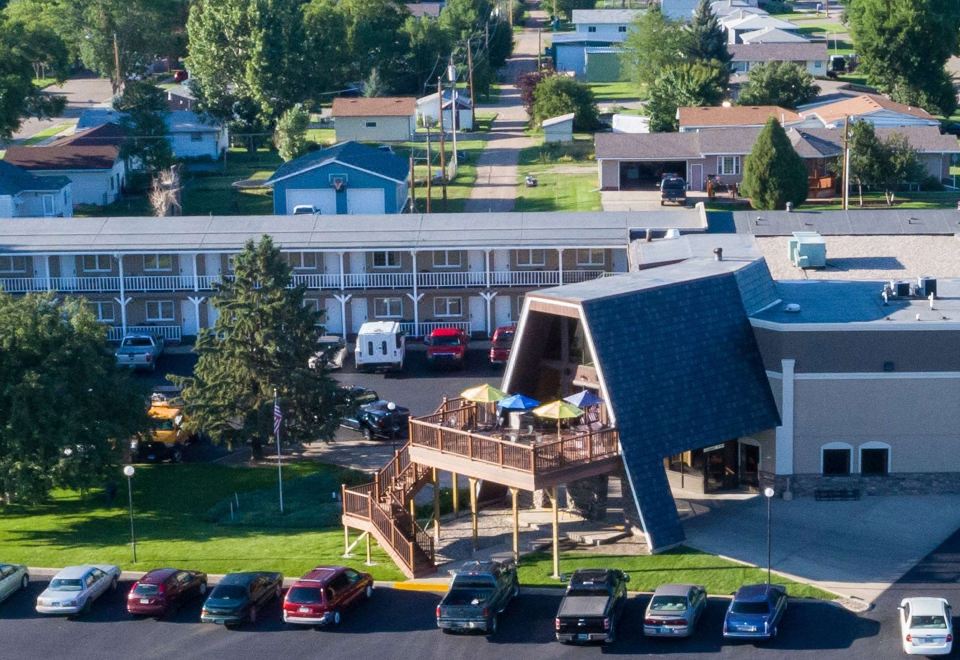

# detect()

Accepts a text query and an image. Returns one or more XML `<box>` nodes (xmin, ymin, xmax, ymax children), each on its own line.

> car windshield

<box><xmin>452</xmin><ymin>577</ymin><xmax>495</xmax><ymax>589</ymax></box>
<box><xmin>731</xmin><ymin>601</ymin><xmax>770</xmax><ymax>615</ymax></box>
<box><xmin>133</xmin><ymin>584</ymin><xmax>160</xmax><ymax>596</ymax></box>
<box><xmin>123</xmin><ymin>337</ymin><xmax>153</xmax><ymax>347</ymax></box>
<box><xmin>287</xmin><ymin>587</ymin><xmax>324</xmax><ymax>604</ymax></box>
<box><xmin>650</xmin><ymin>595</ymin><xmax>688</xmax><ymax>611</ymax></box>
<box><xmin>49</xmin><ymin>578</ymin><xmax>83</xmax><ymax>591</ymax></box>
<box><xmin>431</xmin><ymin>336</ymin><xmax>462</xmax><ymax>346</ymax></box>
<box><xmin>492</xmin><ymin>333</ymin><xmax>514</xmax><ymax>348</ymax></box>
<box><xmin>153</xmin><ymin>419</ymin><xmax>175</xmax><ymax>431</ymax></box>
<box><xmin>911</xmin><ymin>615</ymin><xmax>948</xmax><ymax>629</ymax></box>
<box><xmin>210</xmin><ymin>585</ymin><xmax>246</xmax><ymax>600</ymax></box>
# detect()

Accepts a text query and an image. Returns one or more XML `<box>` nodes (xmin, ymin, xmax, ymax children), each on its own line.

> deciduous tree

<box><xmin>738</xmin><ymin>61</ymin><xmax>820</xmax><ymax>109</ymax></box>
<box><xmin>531</xmin><ymin>74</ymin><xmax>598</xmax><ymax>130</ymax></box>
<box><xmin>846</xmin><ymin>122</ymin><xmax>925</xmax><ymax>205</ymax></box>
<box><xmin>0</xmin><ymin>19</ymin><xmax>67</xmax><ymax>138</ymax></box>
<box><xmin>274</xmin><ymin>103</ymin><xmax>309</xmax><ymax>161</ymax></box>
<box><xmin>645</xmin><ymin>61</ymin><xmax>727</xmax><ymax>132</ymax></box>
<box><xmin>620</xmin><ymin>7</ymin><xmax>689</xmax><ymax>94</ymax></box>
<box><xmin>740</xmin><ymin>117</ymin><xmax>808</xmax><ymax>210</ymax></box>
<box><xmin>115</xmin><ymin>81</ymin><xmax>173</xmax><ymax>172</ymax></box>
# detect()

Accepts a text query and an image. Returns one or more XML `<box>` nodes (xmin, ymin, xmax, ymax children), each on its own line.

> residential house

<box><xmin>166</xmin><ymin>86</ymin><xmax>197</xmax><ymax>111</ymax></box>
<box><xmin>729</xmin><ymin>42</ymin><xmax>829</xmax><ymax>77</ymax></box>
<box><xmin>678</xmin><ymin>105</ymin><xmax>803</xmax><ymax>132</ymax></box>
<box><xmin>721</xmin><ymin>13</ymin><xmax>801</xmax><ymax>44</ymax></box>
<box><xmin>331</xmin><ymin>97</ymin><xmax>417</xmax><ymax>143</ymax></box>
<box><xmin>552</xmin><ymin>9</ymin><xmax>639</xmax><ymax>80</ymax></box>
<box><xmin>709</xmin><ymin>0</ymin><xmax>763</xmax><ymax>18</ymax></box>
<box><xmin>0</xmin><ymin>161</ymin><xmax>72</xmax><ymax>218</ymax></box>
<box><xmin>543</xmin><ymin>113</ymin><xmax>575</xmax><ymax>143</ymax></box>
<box><xmin>404</xmin><ymin>2</ymin><xmax>443</xmax><ymax>17</ymax></box>
<box><xmin>76</xmin><ymin>108</ymin><xmax>228</xmax><ymax>160</ymax></box>
<box><xmin>416</xmin><ymin>90</ymin><xmax>473</xmax><ymax>131</ymax></box>
<box><xmin>799</xmin><ymin>93</ymin><xmax>942</xmax><ymax>129</ymax></box>
<box><xmin>739</xmin><ymin>26</ymin><xmax>810</xmax><ymax>44</ymax></box>
<box><xmin>264</xmin><ymin>141</ymin><xmax>410</xmax><ymax>215</ymax></box>
<box><xmin>4</xmin><ymin>133</ymin><xmax>126</xmax><ymax>206</ymax></box>
<box><xmin>659</xmin><ymin>0</ymin><xmax>700</xmax><ymax>21</ymax></box>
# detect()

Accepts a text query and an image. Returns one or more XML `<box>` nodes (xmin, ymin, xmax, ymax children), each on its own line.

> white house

<box><xmin>76</xmin><ymin>108</ymin><xmax>228</xmax><ymax>161</ymax></box>
<box><xmin>416</xmin><ymin>90</ymin><xmax>473</xmax><ymax>131</ymax></box>
<box><xmin>332</xmin><ymin>97</ymin><xmax>417</xmax><ymax>143</ymax></box>
<box><xmin>543</xmin><ymin>113</ymin><xmax>574</xmax><ymax>143</ymax></box>
<box><xmin>570</xmin><ymin>9</ymin><xmax>639</xmax><ymax>39</ymax></box>
<box><xmin>721</xmin><ymin>13</ymin><xmax>801</xmax><ymax>43</ymax></box>
<box><xmin>739</xmin><ymin>26</ymin><xmax>810</xmax><ymax>44</ymax></box>
<box><xmin>728</xmin><ymin>42</ymin><xmax>829</xmax><ymax>77</ymax></box>
<box><xmin>552</xmin><ymin>10</ymin><xmax>637</xmax><ymax>80</ymax></box>
<box><xmin>0</xmin><ymin>161</ymin><xmax>72</xmax><ymax>218</ymax></box>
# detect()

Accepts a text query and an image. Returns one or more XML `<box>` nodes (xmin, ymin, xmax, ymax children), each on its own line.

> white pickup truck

<box><xmin>115</xmin><ymin>334</ymin><xmax>165</xmax><ymax>371</ymax></box>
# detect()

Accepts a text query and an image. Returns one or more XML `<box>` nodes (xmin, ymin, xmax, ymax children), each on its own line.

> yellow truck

<box><xmin>130</xmin><ymin>388</ymin><xmax>191</xmax><ymax>463</ymax></box>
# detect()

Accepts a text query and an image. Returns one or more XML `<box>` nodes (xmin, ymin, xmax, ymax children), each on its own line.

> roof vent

<box><xmin>713</xmin><ymin>247</ymin><xmax>723</xmax><ymax>261</ymax></box>
<box><xmin>784</xmin><ymin>303</ymin><xmax>801</xmax><ymax>313</ymax></box>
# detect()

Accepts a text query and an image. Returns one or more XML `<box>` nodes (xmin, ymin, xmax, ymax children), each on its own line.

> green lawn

<box><xmin>306</xmin><ymin>127</ymin><xmax>336</xmax><ymax>146</ymax></box>
<box><xmin>33</xmin><ymin>78</ymin><xmax>58</xmax><ymax>90</ymax></box>
<box><xmin>783</xmin><ymin>18</ymin><xmax>848</xmax><ymax>34</ymax></box>
<box><xmin>802</xmin><ymin>190</ymin><xmax>960</xmax><ymax>211</ymax></box>
<box><xmin>0</xmin><ymin>462</ymin><xmax>405</xmax><ymax>580</ymax></box>
<box><xmin>515</xmin><ymin>138</ymin><xmax>600</xmax><ymax>212</ymax></box>
<box><xmin>474</xmin><ymin>112</ymin><xmax>498</xmax><ymax>132</ymax></box>
<box><xmin>405</xmin><ymin>138</ymin><xmax>486</xmax><ymax>213</ymax></box>
<box><xmin>518</xmin><ymin>548</ymin><xmax>835</xmax><ymax>600</ymax></box>
<box><xmin>19</xmin><ymin>122</ymin><xmax>72</xmax><ymax>146</ymax></box>
<box><xmin>588</xmin><ymin>81</ymin><xmax>641</xmax><ymax>102</ymax></box>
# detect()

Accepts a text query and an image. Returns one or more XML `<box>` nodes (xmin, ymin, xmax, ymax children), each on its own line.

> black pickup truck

<box><xmin>555</xmin><ymin>568</ymin><xmax>629</xmax><ymax>644</ymax></box>
<box><xmin>436</xmin><ymin>560</ymin><xmax>519</xmax><ymax>635</ymax></box>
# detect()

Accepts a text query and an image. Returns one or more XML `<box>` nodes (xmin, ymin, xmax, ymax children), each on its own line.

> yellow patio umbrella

<box><xmin>532</xmin><ymin>400</ymin><xmax>585</xmax><ymax>439</ymax></box>
<box><xmin>460</xmin><ymin>383</ymin><xmax>507</xmax><ymax>403</ymax></box>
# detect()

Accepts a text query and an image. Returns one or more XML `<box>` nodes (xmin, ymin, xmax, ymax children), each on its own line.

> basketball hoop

<box><xmin>331</xmin><ymin>176</ymin><xmax>346</xmax><ymax>192</ymax></box>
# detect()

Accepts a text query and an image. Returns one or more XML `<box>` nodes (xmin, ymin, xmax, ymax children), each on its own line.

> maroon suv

<box><xmin>127</xmin><ymin>568</ymin><xmax>208</xmax><ymax>617</ymax></box>
<box><xmin>282</xmin><ymin>566</ymin><xmax>373</xmax><ymax>626</ymax></box>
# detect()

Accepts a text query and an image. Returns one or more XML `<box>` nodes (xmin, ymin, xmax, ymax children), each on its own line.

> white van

<box><xmin>354</xmin><ymin>321</ymin><xmax>405</xmax><ymax>372</ymax></box>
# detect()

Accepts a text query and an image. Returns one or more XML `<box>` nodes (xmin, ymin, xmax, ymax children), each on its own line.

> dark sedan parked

<box><xmin>341</xmin><ymin>400</ymin><xmax>410</xmax><ymax>440</ymax></box>
<box><xmin>200</xmin><ymin>572</ymin><xmax>284</xmax><ymax>627</ymax></box>
<box><xmin>723</xmin><ymin>583</ymin><xmax>788</xmax><ymax>640</ymax></box>
<box><xmin>127</xmin><ymin>568</ymin><xmax>208</xmax><ymax>618</ymax></box>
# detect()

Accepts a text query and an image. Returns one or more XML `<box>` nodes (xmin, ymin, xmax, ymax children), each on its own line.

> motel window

<box><xmin>618</xmin><ymin>25</ymin><xmax>627</xmax><ymax>32</ymax></box>
<box><xmin>145</xmin><ymin>300</ymin><xmax>175</xmax><ymax>322</ymax></box>
<box><xmin>718</xmin><ymin>156</ymin><xmax>741</xmax><ymax>176</ymax></box>
<box><xmin>0</xmin><ymin>256</ymin><xmax>28</xmax><ymax>273</ymax></box>
<box><xmin>89</xmin><ymin>301</ymin><xmax>115</xmax><ymax>322</ymax></box>
<box><xmin>434</xmin><ymin>297</ymin><xmax>463</xmax><ymax>318</ymax></box>
<box><xmin>143</xmin><ymin>254</ymin><xmax>173</xmax><ymax>272</ymax></box>
<box><xmin>515</xmin><ymin>249</ymin><xmax>545</xmax><ymax>267</ymax></box>
<box><xmin>860</xmin><ymin>444</ymin><xmax>890</xmax><ymax>476</ymax></box>
<box><xmin>821</xmin><ymin>444</ymin><xmax>852</xmax><ymax>476</ymax></box>
<box><xmin>365</xmin><ymin>121</ymin><xmax>378</xmax><ymax>128</ymax></box>
<box><xmin>587</xmin><ymin>26</ymin><xmax>596</xmax><ymax>32</ymax></box>
<box><xmin>372</xmin><ymin>251</ymin><xmax>402</xmax><ymax>269</ymax></box>
<box><xmin>82</xmin><ymin>254</ymin><xmax>112</xmax><ymax>273</ymax></box>
<box><xmin>374</xmin><ymin>297</ymin><xmax>403</xmax><ymax>318</ymax></box>
<box><xmin>576</xmin><ymin>248</ymin><xmax>605</xmax><ymax>267</ymax></box>
<box><xmin>286</xmin><ymin>252</ymin><xmax>318</xmax><ymax>270</ymax></box>
<box><xmin>432</xmin><ymin>250</ymin><xmax>462</xmax><ymax>268</ymax></box>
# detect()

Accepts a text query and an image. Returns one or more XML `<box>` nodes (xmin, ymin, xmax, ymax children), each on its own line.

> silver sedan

<box><xmin>643</xmin><ymin>583</ymin><xmax>707</xmax><ymax>638</ymax></box>
<box><xmin>0</xmin><ymin>564</ymin><xmax>29</xmax><ymax>604</ymax></box>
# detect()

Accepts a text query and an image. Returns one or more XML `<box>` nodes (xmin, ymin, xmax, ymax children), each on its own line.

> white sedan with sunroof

<box><xmin>899</xmin><ymin>597</ymin><xmax>953</xmax><ymax>655</ymax></box>
<box><xmin>36</xmin><ymin>565</ymin><xmax>120</xmax><ymax>616</ymax></box>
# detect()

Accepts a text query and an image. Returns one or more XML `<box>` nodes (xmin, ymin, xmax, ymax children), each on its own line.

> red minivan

<box><xmin>127</xmin><ymin>568</ymin><xmax>208</xmax><ymax>618</ymax></box>
<box><xmin>489</xmin><ymin>325</ymin><xmax>516</xmax><ymax>365</ymax></box>
<box><xmin>282</xmin><ymin>566</ymin><xmax>374</xmax><ymax>626</ymax></box>
<box><xmin>425</xmin><ymin>327</ymin><xmax>468</xmax><ymax>368</ymax></box>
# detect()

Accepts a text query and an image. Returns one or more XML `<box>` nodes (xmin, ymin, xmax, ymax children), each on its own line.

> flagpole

<box><xmin>275</xmin><ymin>388</ymin><xmax>284</xmax><ymax>514</ymax></box>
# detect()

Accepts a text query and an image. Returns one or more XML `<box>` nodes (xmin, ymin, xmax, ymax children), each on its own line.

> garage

<box><xmin>346</xmin><ymin>188</ymin><xmax>386</xmax><ymax>215</ymax></box>
<box><xmin>285</xmin><ymin>189</ymin><xmax>336</xmax><ymax>215</ymax></box>
<box><xmin>619</xmin><ymin>160</ymin><xmax>688</xmax><ymax>190</ymax></box>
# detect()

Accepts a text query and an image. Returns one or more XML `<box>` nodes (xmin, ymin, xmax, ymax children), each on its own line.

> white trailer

<box><xmin>354</xmin><ymin>321</ymin><xmax>405</xmax><ymax>372</ymax></box>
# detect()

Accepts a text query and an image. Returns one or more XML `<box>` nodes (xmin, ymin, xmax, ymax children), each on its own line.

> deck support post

<box><xmin>432</xmin><ymin>468</ymin><xmax>441</xmax><ymax>545</ymax></box>
<box><xmin>452</xmin><ymin>472</ymin><xmax>460</xmax><ymax>518</ymax></box>
<box><xmin>469</xmin><ymin>477</ymin><xmax>479</xmax><ymax>551</ymax></box>
<box><xmin>409</xmin><ymin>497</ymin><xmax>417</xmax><ymax>536</ymax></box>
<box><xmin>365</xmin><ymin>531</ymin><xmax>372</xmax><ymax>565</ymax></box>
<box><xmin>510</xmin><ymin>487</ymin><xmax>520</xmax><ymax>562</ymax></box>
<box><xmin>551</xmin><ymin>486</ymin><xmax>560</xmax><ymax>579</ymax></box>
<box><xmin>344</xmin><ymin>525</ymin><xmax>350</xmax><ymax>555</ymax></box>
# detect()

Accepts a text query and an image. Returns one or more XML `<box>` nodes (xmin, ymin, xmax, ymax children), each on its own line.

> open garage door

<box><xmin>285</xmin><ymin>189</ymin><xmax>336</xmax><ymax>214</ymax></box>
<box><xmin>619</xmin><ymin>160</ymin><xmax>688</xmax><ymax>190</ymax></box>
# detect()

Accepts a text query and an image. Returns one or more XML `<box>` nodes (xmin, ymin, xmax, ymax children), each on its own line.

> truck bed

<box><xmin>557</xmin><ymin>595</ymin><xmax>609</xmax><ymax>618</ymax></box>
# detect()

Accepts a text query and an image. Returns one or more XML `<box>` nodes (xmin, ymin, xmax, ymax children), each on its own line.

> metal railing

<box><xmin>398</xmin><ymin>321</ymin><xmax>472</xmax><ymax>337</ymax></box>
<box><xmin>123</xmin><ymin>275</ymin><xmax>195</xmax><ymax>291</ymax></box>
<box><xmin>343</xmin><ymin>272</ymin><xmax>415</xmax><ymax>289</ymax></box>
<box><xmin>107</xmin><ymin>325</ymin><xmax>183</xmax><ymax>342</ymax></box>
<box><xmin>417</xmin><ymin>271</ymin><xmax>487</xmax><ymax>288</ymax></box>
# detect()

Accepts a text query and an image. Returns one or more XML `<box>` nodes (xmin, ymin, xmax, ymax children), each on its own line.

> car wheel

<box><xmin>248</xmin><ymin>606</ymin><xmax>257</xmax><ymax>624</ymax></box>
<box><xmin>199</xmin><ymin>581</ymin><xmax>207</xmax><ymax>596</ymax></box>
<box><xmin>364</xmin><ymin>584</ymin><xmax>373</xmax><ymax>600</ymax></box>
<box><xmin>333</xmin><ymin>610</ymin><xmax>341</xmax><ymax>625</ymax></box>
<box><xmin>111</xmin><ymin>578</ymin><xmax>118</xmax><ymax>591</ymax></box>
<box><xmin>21</xmin><ymin>575</ymin><xmax>28</xmax><ymax>591</ymax></box>
<box><xmin>172</xmin><ymin>447</ymin><xmax>183</xmax><ymax>463</ymax></box>
<box><xmin>362</xmin><ymin>427</ymin><xmax>372</xmax><ymax>440</ymax></box>
<box><xmin>488</xmin><ymin>614</ymin><xmax>498</xmax><ymax>635</ymax></box>
<box><xmin>511</xmin><ymin>580</ymin><xmax>519</xmax><ymax>598</ymax></box>
<box><xmin>275</xmin><ymin>584</ymin><xmax>282</xmax><ymax>600</ymax></box>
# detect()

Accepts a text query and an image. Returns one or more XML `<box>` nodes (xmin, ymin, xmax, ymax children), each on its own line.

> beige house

<box><xmin>331</xmin><ymin>97</ymin><xmax>417</xmax><ymax>143</ymax></box>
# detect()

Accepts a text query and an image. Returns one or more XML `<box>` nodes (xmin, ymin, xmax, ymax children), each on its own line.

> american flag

<box><xmin>273</xmin><ymin>396</ymin><xmax>282</xmax><ymax>436</ymax></box>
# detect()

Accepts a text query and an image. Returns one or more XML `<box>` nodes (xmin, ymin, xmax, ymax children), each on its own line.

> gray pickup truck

<box><xmin>115</xmin><ymin>334</ymin><xmax>165</xmax><ymax>371</ymax></box>
<box><xmin>555</xmin><ymin>568</ymin><xmax>630</xmax><ymax>644</ymax></box>
<box><xmin>436</xmin><ymin>559</ymin><xmax>519</xmax><ymax>635</ymax></box>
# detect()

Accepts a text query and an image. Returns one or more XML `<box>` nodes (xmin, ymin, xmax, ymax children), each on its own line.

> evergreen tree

<box><xmin>274</xmin><ymin>103</ymin><xmax>310</xmax><ymax>161</ymax></box>
<box><xmin>115</xmin><ymin>81</ymin><xmax>173</xmax><ymax>172</ymax></box>
<box><xmin>685</xmin><ymin>0</ymin><xmax>730</xmax><ymax>66</ymax></box>
<box><xmin>740</xmin><ymin>117</ymin><xmax>808</xmax><ymax>210</ymax></box>
<box><xmin>174</xmin><ymin>237</ymin><xmax>341</xmax><ymax>460</ymax></box>
<box><xmin>645</xmin><ymin>61</ymin><xmax>727</xmax><ymax>132</ymax></box>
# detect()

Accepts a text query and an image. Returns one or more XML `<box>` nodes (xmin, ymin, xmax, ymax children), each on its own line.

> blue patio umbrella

<box><xmin>563</xmin><ymin>390</ymin><xmax>604</xmax><ymax>408</ymax></box>
<box><xmin>497</xmin><ymin>393</ymin><xmax>541</xmax><ymax>411</ymax></box>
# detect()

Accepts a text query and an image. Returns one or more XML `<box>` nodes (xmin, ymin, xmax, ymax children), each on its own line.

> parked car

<box><xmin>723</xmin><ymin>583</ymin><xmax>787</xmax><ymax>640</ymax></box>
<box><xmin>282</xmin><ymin>566</ymin><xmax>373</xmax><ymax>626</ymax></box>
<box><xmin>436</xmin><ymin>560</ymin><xmax>519</xmax><ymax>635</ymax></box>
<box><xmin>489</xmin><ymin>325</ymin><xmax>516</xmax><ymax>365</ymax></box>
<box><xmin>899</xmin><ymin>597</ymin><xmax>953</xmax><ymax>656</ymax></box>
<box><xmin>354</xmin><ymin>321</ymin><xmax>405</xmax><ymax>372</ymax></box>
<box><xmin>0</xmin><ymin>563</ymin><xmax>29</xmax><ymax>605</ymax></box>
<box><xmin>292</xmin><ymin>205</ymin><xmax>319</xmax><ymax>215</ymax></box>
<box><xmin>115</xmin><ymin>333</ymin><xmax>165</xmax><ymax>371</ymax></box>
<box><xmin>200</xmin><ymin>571</ymin><xmax>284</xmax><ymax>627</ymax></box>
<box><xmin>660</xmin><ymin>176</ymin><xmax>687</xmax><ymax>206</ymax></box>
<box><xmin>309</xmin><ymin>335</ymin><xmax>348</xmax><ymax>370</ymax></box>
<box><xmin>36</xmin><ymin>565</ymin><xmax>121</xmax><ymax>616</ymax></box>
<box><xmin>127</xmin><ymin>568</ymin><xmax>208</xmax><ymax>618</ymax></box>
<box><xmin>131</xmin><ymin>389</ymin><xmax>193</xmax><ymax>463</ymax></box>
<box><xmin>425</xmin><ymin>327</ymin><xmax>468</xmax><ymax>368</ymax></box>
<box><xmin>555</xmin><ymin>568</ymin><xmax>629</xmax><ymax>644</ymax></box>
<box><xmin>643</xmin><ymin>583</ymin><xmax>707</xmax><ymax>638</ymax></box>
<box><xmin>341</xmin><ymin>400</ymin><xmax>410</xmax><ymax>440</ymax></box>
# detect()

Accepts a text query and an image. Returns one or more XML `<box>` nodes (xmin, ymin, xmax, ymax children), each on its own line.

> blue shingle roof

<box><xmin>0</xmin><ymin>161</ymin><xmax>70</xmax><ymax>195</ymax></box>
<box><xmin>265</xmin><ymin>141</ymin><xmax>410</xmax><ymax>185</ymax></box>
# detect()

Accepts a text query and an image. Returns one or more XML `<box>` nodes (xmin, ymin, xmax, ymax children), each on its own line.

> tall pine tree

<box><xmin>175</xmin><ymin>237</ymin><xmax>341</xmax><ymax>459</ymax></box>
<box><xmin>740</xmin><ymin>117</ymin><xmax>807</xmax><ymax>210</ymax></box>
<box><xmin>685</xmin><ymin>0</ymin><xmax>730</xmax><ymax>66</ymax></box>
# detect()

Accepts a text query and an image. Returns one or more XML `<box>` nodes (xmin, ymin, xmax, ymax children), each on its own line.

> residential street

<box><xmin>8</xmin><ymin>74</ymin><xmax>113</xmax><ymax>143</ymax></box>
<box><xmin>464</xmin><ymin>2</ymin><xmax>544</xmax><ymax>212</ymax></box>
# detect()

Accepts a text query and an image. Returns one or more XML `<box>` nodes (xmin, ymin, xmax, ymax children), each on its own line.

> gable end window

<box><xmin>587</xmin><ymin>25</ymin><xmax>596</xmax><ymax>32</ymax></box>
<box><xmin>372</xmin><ymin>251</ymin><xmax>401</xmax><ymax>269</ymax></box>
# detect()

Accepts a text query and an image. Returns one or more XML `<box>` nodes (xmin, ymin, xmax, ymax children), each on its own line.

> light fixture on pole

<box><xmin>123</xmin><ymin>465</ymin><xmax>137</xmax><ymax>563</ymax></box>
<box><xmin>387</xmin><ymin>401</ymin><xmax>398</xmax><ymax>453</ymax></box>
<box><xmin>763</xmin><ymin>486</ymin><xmax>775</xmax><ymax>585</ymax></box>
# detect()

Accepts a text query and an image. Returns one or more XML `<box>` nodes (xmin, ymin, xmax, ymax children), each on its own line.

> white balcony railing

<box><xmin>563</xmin><ymin>270</ymin><xmax>607</xmax><ymax>283</ymax></box>
<box><xmin>292</xmin><ymin>273</ymin><xmax>342</xmax><ymax>289</ymax></box>
<box><xmin>343</xmin><ymin>272</ymin><xmax>415</xmax><ymax>289</ymax></box>
<box><xmin>0</xmin><ymin>277</ymin><xmax>47</xmax><ymax>293</ymax></box>
<box><xmin>123</xmin><ymin>275</ymin><xmax>195</xmax><ymax>292</ymax></box>
<box><xmin>490</xmin><ymin>270</ymin><xmax>559</xmax><ymax>287</ymax></box>
<box><xmin>52</xmin><ymin>276</ymin><xmax>122</xmax><ymax>292</ymax></box>
<box><xmin>107</xmin><ymin>325</ymin><xmax>183</xmax><ymax>342</ymax></box>
<box><xmin>398</xmin><ymin>321</ymin><xmax>472</xmax><ymax>337</ymax></box>
<box><xmin>417</xmin><ymin>271</ymin><xmax>487</xmax><ymax>288</ymax></box>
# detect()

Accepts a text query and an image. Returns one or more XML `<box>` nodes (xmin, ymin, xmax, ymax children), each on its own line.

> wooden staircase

<box><xmin>341</xmin><ymin>444</ymin><xmax>437</xmax><ymax>578</ymax></box>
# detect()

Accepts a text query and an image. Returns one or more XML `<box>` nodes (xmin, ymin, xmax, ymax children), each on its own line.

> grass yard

<box><xmin>0</xmin><ymin>462</ymin><xmax>405</xmax><ymax>581</ymax></box>
<box><xmin>515</xmin><ymin>138</ymin><xmax>600</xmax><ymax>212</ymax></box>
<box><xmin>33</xmin><ymin>78</ymin><xmax>58</xmax><ymax>90</ymax></box>
<box><xmin>19</xmin><ymin>122</ymin><xmax>73</xmax><ymax>146</ymax></box>
<box><xmin>306</xmin><ymin>127</ymin><xmax>336</xmax><ymax>146</ymax></box>
<box><xmin>474</xmin><ymin>112</ymin><xmax>498</xmax><ymax>132</ymax></box>
<box><xmin>404</xmin><ymin>138</ymin><xmax>486</xmax><ymax>213</ymax></box>
<box><xmin>802</xmin><ymin>190</ymin><xmax>960</xmax><ymax>211</ymax></box>
<box><xmin>589</xmin><ymin>81</ymin><xmax>641</xmax><ymax>102</ymax></box>
<box><xmin>517</xmin><ymin>548</ymin><xmax>835</xmax><ymax>600</ymax></box>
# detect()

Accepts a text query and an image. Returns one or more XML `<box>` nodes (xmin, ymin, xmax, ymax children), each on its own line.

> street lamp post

<box><xmin>123</xmin><ymin>465</ymin><xmax>137</xmax><ymax>563</ymax></box>
<box><xmin>763</xmin><ymin>486</ymin><xmax>775</xmax><ymax>584</ymax></box>
<box><xmin>387</xmin><ymin>402</ymin><xmax>398</xmax><ymax>453</ymax></box>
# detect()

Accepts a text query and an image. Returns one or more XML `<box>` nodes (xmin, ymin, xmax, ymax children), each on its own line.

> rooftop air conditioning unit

<box><xmin>895</xmin><ymin>281</ymin><xmax>911</xmax><ymax>297</ymax></box>
<box><xmin>788</xmin><ymin>231</ymin><xmax>826</xmax><ymax>269</ymax></box>
<box><xmin>918</xmin><ymin>276</ymin><xmax>937</xmax><ymax>298</ymax></box>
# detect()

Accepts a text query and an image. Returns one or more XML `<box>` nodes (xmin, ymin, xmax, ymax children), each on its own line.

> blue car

<box><xmin>723</xmin><ymin>584</ymin><xmax>787</xmax><ymax>640</ymax></box>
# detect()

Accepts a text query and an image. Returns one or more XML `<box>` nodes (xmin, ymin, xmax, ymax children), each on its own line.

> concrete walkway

<box><xmin>678</xmin><ymin>490</ymin><xmax>960</xmax><ymax>604</ymax></box>
<box><xmin>464</xmin><ymin>2</ymin><xmax>545</xmax><ymax>212</ymax></box>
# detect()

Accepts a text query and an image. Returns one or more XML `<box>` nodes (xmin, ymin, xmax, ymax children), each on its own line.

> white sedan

<box><xmin>899</xmin><ymin>597</ymin><xmax>953</xmax><ymax>656</ymax></box>
<box><xmin>36</xmin><ymin>565</ymin><xmax>121</xmax><ymax>616</ymax></box>
<box><xmin>0</xmin><ymin>563</ymin><xmax>29</xmax><ymax>604</ymax></box>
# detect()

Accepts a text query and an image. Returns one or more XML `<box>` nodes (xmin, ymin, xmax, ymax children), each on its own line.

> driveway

<box><xmin>601</xmin><ymin>189</ymin><xmax>679</xmax><ymax>211</ymax></box>
<box><xmin>9</xmin><ymin>74</ymin><xmax>113</xmax><ymax>143</ymax></box>
<box><xmin>680</xmin><ymin>492</ymin><xmax>960</xmax><ymax>604</ymax></box>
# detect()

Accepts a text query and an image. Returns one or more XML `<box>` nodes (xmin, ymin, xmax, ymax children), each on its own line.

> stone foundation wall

<box><xmin>565</xmin><ymin>475</ymin><xmax>609</xmax><ymax>521</ymax></box>
<box><xmin>780</xmin><ymin>473</ymin><xmax>960</xmax><ymax>497</ymax></box>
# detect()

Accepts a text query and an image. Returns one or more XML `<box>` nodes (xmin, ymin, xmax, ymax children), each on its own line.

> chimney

<box><xmin>714</xmin><ymin>247</ymin><xmax>723</xmax><ymax>262</ymax></box>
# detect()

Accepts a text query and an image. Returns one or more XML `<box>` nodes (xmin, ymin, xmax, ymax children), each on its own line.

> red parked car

<box><xmin>425</xmin><ymin>327</ymin><xmax>468</xmax><ymax>368</ymax></box>
<box><xmin>489</xmin><ymin>325</ymin><xmax>516</xmax><ymax>365</ymax></box>
<box><xmin>282</xmin><ymin>566</ymin><xmax>373</xmax><ymax>627</ymax></box>
<box><xmin>127</xmin><ymin>568</ymin><xmax>208</xmax><ymax>617</ymax></box>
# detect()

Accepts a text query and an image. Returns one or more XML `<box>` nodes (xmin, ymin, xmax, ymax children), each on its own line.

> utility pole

<box><xmin>509</xmin><ymin>0</ymin><xmax>514</xmax><ymax>28</ymax></box>
<box><xmin>537</xmin><ymin>29</ymin><xmax>542</xmax><ymax>70</ymax></box>
<box><xmin>485</xmin><ymin>22</ymin><xmax>490</xmax><ymax>50</ymax></box>
<box><xmin>409</xmin><ymin>154</ymin><xmax>416</xmax><ymax>212</ymax></box>
<box><xmin>112</xmin><ymin>32</ymin><xmax>122</xmax><ymax>93</ymax></box>
<box><xmin>437</xmin><ymin>76</ymin><xmax>448</xmax><ymax>210</ymax></box>
<box><xmin>425</xmin><ymin>124</ymin><xmax>433</xmax><ymax>213</ymax></box>
<box><xmin>448</xmin><ymin>58</ymin><xmax>459</xmax><ymax>177</ymax></box>
<box><xmin>842</xmin><ymin>115</ymin><xmax>850</xmax><ymax>211</ymax></box>
<box><xmin>466</xmin><ymin>39</ymin><xmax>476</xmax><ymax>126</ymax></box>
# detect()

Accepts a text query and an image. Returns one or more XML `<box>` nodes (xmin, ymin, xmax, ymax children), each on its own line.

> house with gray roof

<box><xmin>76</xmin><ymin>108</ymin><xmax>227</xmax><ymax>160</ymax></box>
<box><xmin>729</xmin><ymin>42</ymin><xmax>829</xmax><ymax>77</ymax></box>
<box><xmin>0</xmin><ymin>161</ymin><xmax>72</xmax><ymax>218</ymax></box>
